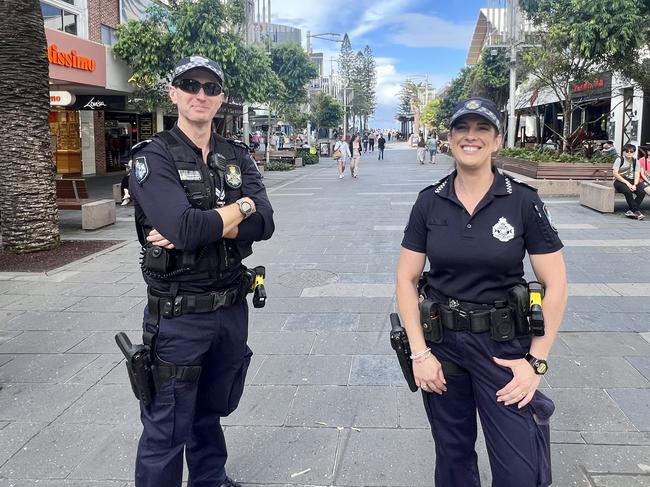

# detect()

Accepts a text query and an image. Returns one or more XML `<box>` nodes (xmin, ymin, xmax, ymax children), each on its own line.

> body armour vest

<box><xmin>139</xmin><ymin>130</ymin><xmax>246</xmax><ymax>284</ymax></box>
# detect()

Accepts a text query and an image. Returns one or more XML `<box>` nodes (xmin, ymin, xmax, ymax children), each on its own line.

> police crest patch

<box><xmin>492</xmin><ymin>217</ymin><xmax>515</xmax><ymax>242</ymax></box>
<box><xmin>134</xmin><ymin>156</ymin><xmax>149</xmax><ymax>184</ymax></box>
<box><xmin>543</xmin><ymin>204</ymin><xmax>558</xmax><ymax>232</ymax></box>
<box><xmin>225</xmin><ymin>165</ymin><xmax>242</xmax><ymax>189</ymax></box>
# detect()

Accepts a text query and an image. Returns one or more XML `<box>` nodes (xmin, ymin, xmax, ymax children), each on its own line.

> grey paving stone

<box><xmin>338</xmin><ymin>272</ymin><xmax>395</xmax><ymax>284</ymax></box>
<box><xmin>0</xmin><ymin>310</ymin><xmax>24</xmax><ymax>327</ymax></box>
<box><xmin>396</xmin><ymin>386</ymin><xmax>430</xmax><ymax>429</ymax></box>
<box><xmin>349</xmin><ymin>355</ymin><xmax>405</xmax><ymax>386</ymax></box>
<box><xmin>0</xmin><ymin>330</ymin><xmax>20</xmax><ymax>345</ymax></box>
<box><xmin>283</xmin><ymin>312</ymin><xmax>360</xmax><ymax>332</ymax></box>
<box><xmin>607</xmin><ymin>388</ymin><xmax>650</xmax><ymax>432</ymax></box>
<box><xmin>68</xmin><ymin>429</ymin><xmax>140</xmax><ymax>481</ymax></box>
<box><xmin>224</xmin><ymin>426</ymin><xmax>339</xmax><ymax>485</ymax></box>
<box><xmin>285</xmin><ymin>386</ymin><xmax>398</xmax><ymax>428</ymax></box>
<box><xmin>68</xmin><ymin>332</ymin><xmax>134</xmax><ymax>354</ymax></box>
<box><xmin>0</xmin><ymin>421</ymin><xmax>46</xmax><ymax>466</ymax></box>
<box><xmin>55</xmin><ymin>384</ymin><xmax>140</xmax><ymax>426</ymax></box>
<box><xmin>0</xmin><ymin>331</ymin><xmax>88</xmax><ymax>354</ymax></box>
<box><xmin>0</xmin><ymin>354</ymin><xmax>12</xmax><ymax>367</ymax></box>
<box><xmin>2</xmin><ymin>295</ymin><xmax>84</xmax><ymax>312</ymax></box>
<box><xmin>559</xmin><ymin>332</ymin><xmax>650</xmax><ymax>356</ymax></box>
<box><xmin>0</xmin><ymin>293</ymin><xmax>22</xmax><ymax>308</ymax></box>
<box><xmin>562</xmin><ymin>312</ymin><xmax>650</xmax><ymax>333</ymax></box>
<box><xmin>65</xmin><ymin>283</ymin><xmax>138</xmax><ymax>297</ymax></box>
<box><xmin>553</xmin><ymin>444</ymin><xmax>650</xmax><ymax>481</ymax></box>
<box><xmin>3</xmin><ymin>311</ymin><xmax>140</xmax><ymax>332</ymax></box>
<box><xmin>71</xmin><ymin>354</ymin><xmax>124</xmax><ymax>385</ymax></box>
<box><xmin>0</xmin><ymin>353</ymin><xmax>98</xmax><ymax>383</ymax></box>
<box><xmin>1</xmin><ymin>423</ymin><xmax>114</xmax><ymax>479</ymax></box>
<box><xmin>311</xmin><ymin>331</ymin><xmax>393</xmax><ymax>355</ymax></box>
<box><xmin>551</xmin><ymin>430</ymin><xmax>585</xmax><ymax>444</ymax></box>
<box><xmin>333</xmin><ymin>428</ymin><xmax>434</xmax><ymax>486</ymax></box>
<box><xmin>245</xmin><ymin>353</ymin><xmax>266</xmax><ymax>384</ymax></box>
<box><xmin>627</xmin><ymin>356</ymin><xmax>650</xmax><ymax>381</ymax></box>
<box><xmin>582</xmin><ymin>431</ymin><xmax>650</xmax><ymax>446</ymax></box>
<box><xmin>0</xmin><ymin>383</ymin><xmax>89</xmax><ymax>422</ymax></box>
<box><xmin>247</xmin><ymin>331</ymin><xmax>315</xmax><ymax>355</ymax></box>
<box><xmin>358</xmin><ymin>313</ymin><xmax>391</xmax><ymax>332</ymax></box>
<box><xmin>3</xmin><ymin>281</ymin><xmax>81</xmax><ymax>296</ymax></box>
<box><xmin>247</xmin><ymin>312</ymin><xmax>289</xmax><ymax>331</ymax></box>
<box><xmin>549</xmin><ymin>336</ymin><xmax>575</xmax><ymax>356</ymax></box>
<box><xmin>6</xmin><ymin>480</ymin><xmax>129</xmax><ymax>486</ymax></box>
<box><xmin>222</xmin><ymin>385</ymin><xmax>296</xmax><ymax>426</ymax></box>
<box><xmin>547</xmin><ymin>389</ymin><xmax>636</xmax><ymax>432</ymax></box>
<box><xmin>60</xmin><ymin>272</ymin><xmax>131</xmax><ymax>284</ymax></box>
<box><xmin>266</xmin><ymin>297</ymin><xmax>393</xmax><ymax>314</ymax></box>
<box><xmin>592</xmin><ymin>475</ymin><xmax>650</xmax><ymax>486</ymax></box>
<box><xmin>66</xmin><ymin>296</ymin><xmax>144</xmax><ymax>313</ymax></box>
<box><xmin>544</xmin><ymin>356</ymin><xmax>649</xmax><ymax>388</ymax></box>
<box><xmin>250</xmin><ymin>355</ymin><xmax>352</xmax><ymax>385</ymax></box>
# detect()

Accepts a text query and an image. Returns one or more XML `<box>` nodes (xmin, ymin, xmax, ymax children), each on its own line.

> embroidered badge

<box><xmin>225</xmin><ymin>164</ymin><xmax>242</xmax><ymax>189</ymax></box>
<box><xmin>177</xmin><ymin>169</ymin><xmax>202</xmax><ymax>181</ymax></box>
<box><xmin>543</xmin><ymin>204</ymin><xmax>558</xmax><ymax>232</ymax></box>
<box><xmin>465</xmin><ymin>99</ymin><xmax>481</xmax><ymax>110</ymax></box>
<box><xmin>492</xmin><ymin>217</ymin><xmax>515</xmax><ymax>242</ymax></box>
<box><xmin>134</xmin><ymin>156</ymin><xmax>149</xmax><ymax>184</ymax></box>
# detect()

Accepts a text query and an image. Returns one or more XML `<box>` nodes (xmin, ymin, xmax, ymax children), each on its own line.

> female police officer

<box><xmin>396</xmin><ymin>97</ymin><xmax>567</xmax><ymax>487</ymax></box>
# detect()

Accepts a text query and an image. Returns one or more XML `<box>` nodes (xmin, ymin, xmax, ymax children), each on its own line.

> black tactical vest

<box><xmin>144</xmin><ymin>130</ymin><xmax>245</xmax><ymax>282</ymax></box>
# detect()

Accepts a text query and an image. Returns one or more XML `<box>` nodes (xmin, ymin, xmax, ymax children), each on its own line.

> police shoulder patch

<box><xmin>543</xmin><ymin>204</ymin><xmax>558</xmax><ymax>233</ymax></box>
<box><xmin>226</xmin><ymin>138</ymin><xmax>251</xmax><ymax>152</ymax></box>
<box><xmin>134</xmin><ymin>156</ymin><xmax>150</xmax><ymax>185</ymax></box>
<box><xmin>225</xmin><ymin>164</ymin><xmax>242</xmax><ymax>189</ymax></box>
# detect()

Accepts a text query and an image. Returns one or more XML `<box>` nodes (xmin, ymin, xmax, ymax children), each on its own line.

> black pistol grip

<box><xmin>115</xmin><ymin>332</ymin><xmax>133</xmax><ymax>358</ymax></box>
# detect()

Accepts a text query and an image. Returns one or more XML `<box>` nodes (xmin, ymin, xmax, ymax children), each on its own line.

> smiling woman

<box><xmin>395</xmin><ymin>97</ymin><xmax>568</xmax><ymax>486</ymax></box>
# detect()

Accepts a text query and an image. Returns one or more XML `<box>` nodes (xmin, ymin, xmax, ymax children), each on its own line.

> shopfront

<box><xmin>570</xmin><ymin>73</ymin><xmax>613</xmax><ymax>141</ymax></box>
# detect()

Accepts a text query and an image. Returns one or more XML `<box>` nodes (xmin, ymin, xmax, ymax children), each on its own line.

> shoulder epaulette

<box><xmin>433</xmin><ymin>175</ymin><xmax>451</xmax><ymax>194</ymax></box>
<box><xmin>219</xmin><ymin>135</ymin><xmax>250</xmax><ymax>152</ymax></box>
<box><xmin>130</xmin><ymin>139</ymin><xmax>152</xmax><ymax>156</ymax></box>
<box><xmin>507</xmin><ymin>175</ymin><xmax>538</xmax><ymax>193</ymax></box>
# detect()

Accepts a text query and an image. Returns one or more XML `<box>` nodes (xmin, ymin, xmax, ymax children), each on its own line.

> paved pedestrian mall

<box><xmin>1</xmin><ymin>143</ymin><xmax>649</xmax><ymax>486</ymax></box>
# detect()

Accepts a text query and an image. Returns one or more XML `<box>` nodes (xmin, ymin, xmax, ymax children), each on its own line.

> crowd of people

<box><xmin>332</xmin><ymin>129</ymin><xmax>390</xmax><ymax>178</ymax></box>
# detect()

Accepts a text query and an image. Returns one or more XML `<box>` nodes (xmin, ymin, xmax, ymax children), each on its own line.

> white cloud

<box><xmin>389</xmin><ymin>13</ymin><xmax>475</xmax><ymax>49</ymax></box>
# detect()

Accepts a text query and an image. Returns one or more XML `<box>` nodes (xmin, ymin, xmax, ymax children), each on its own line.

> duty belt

<box><xmin>147</xmin><ymin>286</ymin><xmax>243</xmax><ymax>320</ymax></box>
<box><xmin>439</xmin><ymin>299</ymin><xmax>492</xmax><ymax>333</ymax></box>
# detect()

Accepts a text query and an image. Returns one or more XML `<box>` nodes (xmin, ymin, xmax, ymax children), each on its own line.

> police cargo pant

<box><xmin>135</xmin><ymin>302</ymin><xmax>252</xmax><ymax>487</ymax></box>
<box><xmin>423</xmin><ymin>330</ymin><xmax>554</xmax><ymax>487</ymax></box>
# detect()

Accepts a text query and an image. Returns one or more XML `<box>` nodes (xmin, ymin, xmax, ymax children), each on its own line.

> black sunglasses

<box><xmin>173</xmin><ymin>78</ymin><xmax>223</xmax><ymax>96</ymax></box>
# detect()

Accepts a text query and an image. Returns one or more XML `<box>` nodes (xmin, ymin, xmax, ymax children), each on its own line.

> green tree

<box><xmin>114</xmin><ymin>0</ymin><xmax>281</xmax><ymax>111</ymax></box>
<box><xmin>312</xmin><ymin>93</ymin><xmax>344</xmax><ymax>131</ymax></box>
<box><xmin>0</xmin><ymin>0</ymin><xmax>59</xmax><ymax>253</ymax></box>
<box><xmin>463</xmin><ymin>48</ymin><xmax>510</xmax><ymax>111</ymax></box>
<box><xmin>519</xmin><ymin>0</ymin><xmax>644</xmax><ymax>148</ymax></box>
<box><xmin>270</xmin><ymin>43</ymin><xmax>318</xmax><ymax>108</ymax></box>
<box><xmin>397</xmin><ymin>80</ymin><xmax>425</xmax><ymax>136</ymax></box>
<box><xmin>338</xmin><ymin>34</ymin><xmax>355</xmax><ymax>87</ymax></box>
<box><xmin>435</xmin><ymin>66</ymin><xmax>474</xmax><ymax>130</ymax></box>
<box><xmin>421</xmin><ymin>98</ymin><xmax>441</xmax><ymax>132</ymax></box>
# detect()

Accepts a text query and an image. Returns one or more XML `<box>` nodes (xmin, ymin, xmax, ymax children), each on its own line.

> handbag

<box><xmin>333</xmin><ymin>148</ymin><xmax>342</xmax><ymax>160</ymax></box>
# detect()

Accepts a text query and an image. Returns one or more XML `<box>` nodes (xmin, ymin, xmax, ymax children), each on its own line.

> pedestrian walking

<box><xmin>416</xmin><ymin>135</ymin><xmax>426</xmax><ymax>164</ymax></box>
<box><xmin>350</xmin><ymin>133</ymin><xmax>362</xmax><ymax>178</ymax></box>
<box><xmin>126</xmin><ymin>55</ymin><xmax>275</xmax><ymax>487</ymax></box>
<box><xmin>377</xmin><ymin>133</ymin><xmax>386</xmax><ymax>160</ymax></box>
<box><xmin>395</xmin><ymin>96</ymin><xmax>567</xmax><ymax>487</ymax></box>
<box><xmin>362</xmin><ymin>133</ymin><xmax>369</xmax><ymax>153</ymax></box>
<box><xmin>334</xmin><ymin>134</ymin><xmax>351</xmax><ymax>179</ymax></box>
<box><xmin>427</xmin><ymin>134</ymin><xmax>438</xmax><ymax>163</ymax></box>
<box><xmin>613</xmin><ymin>144</ymin><xmax>646</xmax><ymax>219</ymax></box>
<box><xmin>368</xmin><ymin>131</ymin><xmax>376</xmax><ymax>152</ymax></box>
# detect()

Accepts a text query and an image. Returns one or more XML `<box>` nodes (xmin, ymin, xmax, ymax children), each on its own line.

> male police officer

<box><xmin>128</xmin><ymin>55</ymin><xmax>274</xmax><ymax>487</ymax></box>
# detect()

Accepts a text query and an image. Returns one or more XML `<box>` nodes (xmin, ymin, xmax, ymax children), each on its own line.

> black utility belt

<box><xmin>147</xmin><ymin>286</ymin><xmax>244</xmax><ymax>319</ymax></box>
<box><xmin>419</xmin><ymin>284</ymin><xmax>545</xmax><ymax>344</ymax></box>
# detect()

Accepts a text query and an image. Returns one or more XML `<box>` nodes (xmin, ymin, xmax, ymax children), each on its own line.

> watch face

<box><xmin>536</xmin><ymin>361</ymin><xmax>548</xmax><ymax>375</ymax></box>
<box><xmin>242</xmin><ymin>202</ymin><xmax>252</xmax><ymax>212</ymax></box>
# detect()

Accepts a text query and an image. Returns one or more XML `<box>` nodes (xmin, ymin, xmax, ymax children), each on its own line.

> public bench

<box><xmin>56</xmin><ymin>178</ymin><xmax>116</xmax><ymax>230</ymax></box>
<box><xmin>579</xmin><ymin>180</ymin><xmax>623</xmax><ymax>213</ymax></box>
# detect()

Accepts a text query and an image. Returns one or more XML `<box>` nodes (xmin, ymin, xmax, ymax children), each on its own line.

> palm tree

<box><xmin>0</xmin><ymin>0</ymin><xmax>60</xmax><ymax>253</ymax></box>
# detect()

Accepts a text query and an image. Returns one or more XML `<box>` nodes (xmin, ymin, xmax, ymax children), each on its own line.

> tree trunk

<box><xmin>0</xmin><ymin>0</ymin><xmax>59</xmax><ymax>253</ymax></box>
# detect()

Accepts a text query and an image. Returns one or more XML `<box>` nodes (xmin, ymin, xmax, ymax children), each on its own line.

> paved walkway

<box><xmin>1</xmin><ymin>141</ymin><xmax>650</xmax><ymax>486</ymax></box>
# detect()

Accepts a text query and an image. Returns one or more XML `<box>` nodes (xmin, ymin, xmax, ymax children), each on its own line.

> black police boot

<box><xmin>219</xmin><ymin>477</ymin><xmax>241</xmax><ymax>487</ymax></box>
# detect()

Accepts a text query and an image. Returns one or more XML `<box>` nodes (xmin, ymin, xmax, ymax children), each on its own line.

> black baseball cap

<box><xmin>171</xmin><ymin>55</ymin><xmax>225</xmax><ymax>84</ymax></box>
<box><xmin>449</xmin><ymin>97</ymin><xmax>501</xmax><ymax>132</ymax></box>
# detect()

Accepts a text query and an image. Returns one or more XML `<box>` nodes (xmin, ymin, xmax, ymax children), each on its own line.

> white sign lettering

<box><xmin>83</xmin><ymin>97</ymin><xmax>107</xmax><ymax>110</ymax></box>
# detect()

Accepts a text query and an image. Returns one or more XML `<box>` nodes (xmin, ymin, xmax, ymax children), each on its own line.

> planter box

<box><xmin>493</xmin><ymin>156</ymin><xmax>612</xmax><ymax>180</ymax></box>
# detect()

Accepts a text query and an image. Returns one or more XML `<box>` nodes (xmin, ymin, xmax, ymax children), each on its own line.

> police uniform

<box><xmin>402</xmin><ymin>169</ymin><xmax>562</xmax><ymax>487</ymax></box>
<box><xmin>129</xmin><ymin>117</ymin><xmax>274</xmax><ymax>486</ymax></box>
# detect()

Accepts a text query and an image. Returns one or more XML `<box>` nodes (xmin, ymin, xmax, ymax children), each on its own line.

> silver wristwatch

<box><xmin>237</xmin><ymin>198</ymin><xmax>253</xmax><ymax>219</ymax></box>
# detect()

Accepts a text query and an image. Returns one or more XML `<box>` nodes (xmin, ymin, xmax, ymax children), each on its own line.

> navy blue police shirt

<box><xmin>402</xmin><ymin>170</ymin><xmax>563</xmax><ymax>305</ymax></box>
<box><xmin>129</xmin><ymin>124</ymin><xmax>274</xmax><ymax>294</ymax></box>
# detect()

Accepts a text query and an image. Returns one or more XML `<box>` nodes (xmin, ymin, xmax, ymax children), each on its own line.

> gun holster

<box><xmin>389</xmin><ymin>313</ymin><xmax>418</xmax><ymax>392</ymax></box>
<box><xmin>115</xmin><ymin>332</ymin><xmax>155</xmax><ymax>405</ymax></box>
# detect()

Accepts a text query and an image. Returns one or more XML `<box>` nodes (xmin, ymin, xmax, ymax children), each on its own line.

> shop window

<box><xmin>101</xmin><ymin>25</ymin><xmax>118</xmax><ymax>46</ymax></box>
<box><xmin>40</xmin><ymin>1</ymin><xmax>78</xmax><ymax>35</ymax></box>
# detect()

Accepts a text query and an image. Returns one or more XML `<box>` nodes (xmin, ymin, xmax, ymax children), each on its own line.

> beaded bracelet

<box><xmin>410</xmin><ymin>347</ymin><xmax>431</xmax><ymax>360</ymax></box>
<box><xmin>412</xmin><ymin>351</ymin><xmax>432</xmax><ymax>364</ymax></box>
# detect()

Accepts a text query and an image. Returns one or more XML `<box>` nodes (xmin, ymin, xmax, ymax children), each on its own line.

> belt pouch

<box><xmin>489</xmin><ymin>305</ymin><xmax>516</xmax><ymax>342</ymax></box>
<box><xmin>142</xmin><ymin>246</ymin><xmax>173</xmax><ymax>274</ymax></box>
<box><xmin>420</xmin><ymin>299</ymin><xmax>442</xmax><ymax>343</ymax></box>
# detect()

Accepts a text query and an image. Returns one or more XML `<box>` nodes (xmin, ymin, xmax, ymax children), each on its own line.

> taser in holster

<box><xmin>251</xmin><ymin>266</ymin><xmax>266</xmax><ymax>308</ymax></box>
<box><xmin>528</xmin><ymin>281</ymin><xmax>545</xmax><ymax>336</ymax></box>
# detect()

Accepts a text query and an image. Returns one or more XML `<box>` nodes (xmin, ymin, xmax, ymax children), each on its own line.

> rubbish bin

<box><xmin>319</xmin><ymin>142</ymin><xmax>331</xmax><ymax>156</ymax></box>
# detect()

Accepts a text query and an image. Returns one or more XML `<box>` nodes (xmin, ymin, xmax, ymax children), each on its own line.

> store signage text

<box><xmin>49</xmin><ymin>91</ymin><xmax>75</xmax><ymax>106</ymax></box>
<box><xmin>83</xmin><ymin>97</ymin><xmax>107</xmax><ymax>109</ymax></box>
<box><xmin>48</xmin><ymin>44</ymin><xmax>97</xmax><ymax>72</ymax></box>
<box><xmin>573</xmin><ymin>79</ymin><xmax>605</xmax><ymax>93</ymax></box>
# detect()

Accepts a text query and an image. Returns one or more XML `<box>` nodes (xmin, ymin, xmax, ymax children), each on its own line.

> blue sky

<box><xmin>271</xmin><ymin>0</ymin><xmax>488</xmax><ymax>128</ymax></box>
